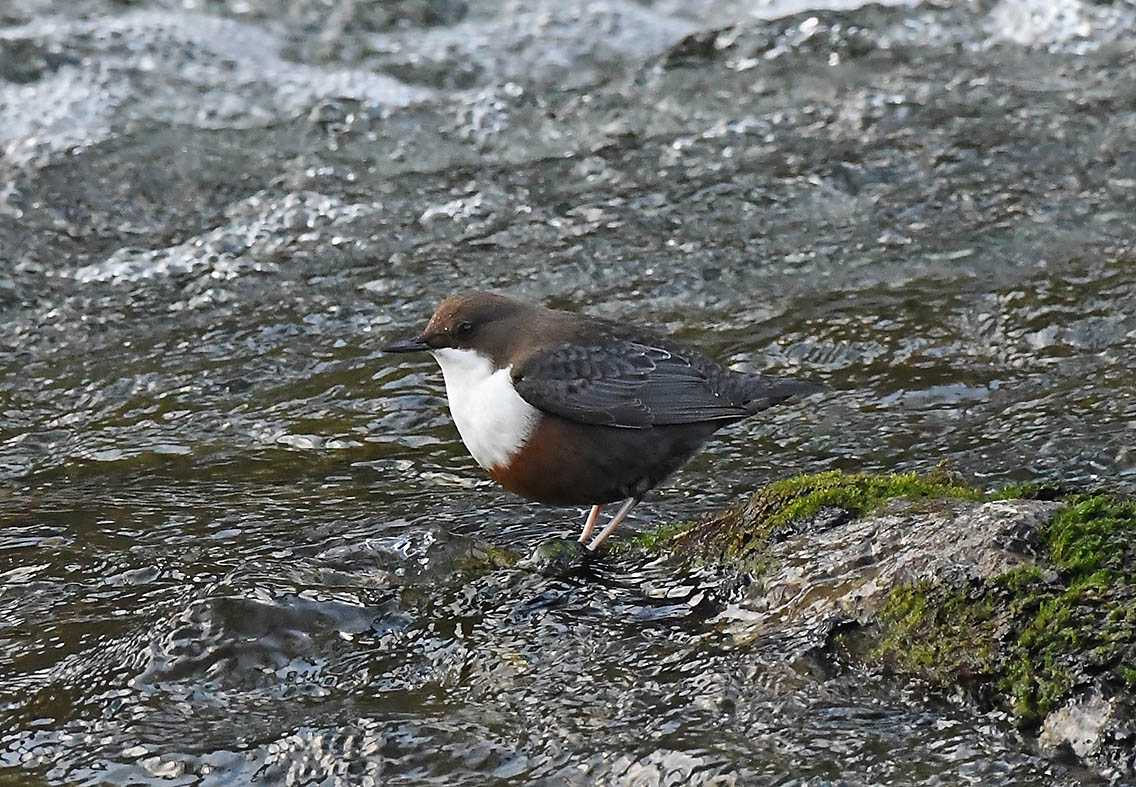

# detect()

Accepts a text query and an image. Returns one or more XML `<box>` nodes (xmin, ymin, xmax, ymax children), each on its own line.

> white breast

<box><xmin>430</xmin><ymin>347</ymin><xmax>539</xmax><ymax>471</ymax></box>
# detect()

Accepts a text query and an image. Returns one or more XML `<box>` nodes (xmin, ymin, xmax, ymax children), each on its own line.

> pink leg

<box><xmin>577</xmin><ymin>504</ymin><xmax>602</xmax><ymax>542</ymax></box>
<box><xmin>586</xmin><ymin>497</ymin><xmax>640</xmax><ymax>551</ymax></box>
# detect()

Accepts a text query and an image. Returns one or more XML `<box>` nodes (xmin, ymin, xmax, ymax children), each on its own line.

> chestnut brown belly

<box><xmin>486</xmin><ymin>413</ymin><xmax>730</xmax><ymax>506</ymax></box>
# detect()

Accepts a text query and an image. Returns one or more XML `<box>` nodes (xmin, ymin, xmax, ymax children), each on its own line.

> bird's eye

<box><xmin>455</xmin><ymin>320</ymin><xmax>473</xmax><ymax>337</ymax></box>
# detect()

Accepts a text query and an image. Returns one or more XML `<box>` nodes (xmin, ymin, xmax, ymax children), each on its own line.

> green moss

<box><xmin>454</xmin><ymin>542</ymin><xmax>518</xmax><ymax>579</ymax></box>
<box><xmin>624</xmin><ymin>469</ymin><xmax>980</xmax><ymax>571</ymax></box>
<box><xmin>873</xmin><ymin>580</ymin><xmax>998</xmax><ymax>686</ymax></box>
<box><xmin>987</xmin><ymin>482</ymin><xmax>1041</xmax><ymax>500</ymax></box>
<box><xmin>704</xmin><ymin>469</ymin><xmax>979</xmax><ymax>565</ymax></box>
<box><xmin>609</xmin><ymin>520</ymin><xmax>694</xmax><ymax>554</ymax></box>
<box><xmin>996</xmin><ymin>565</ymin><xmax>1044</xmax><ymax>593</ymax></box>
<box><xmin>868</xmin><ymin>492</ymin><xmax>1136</xmax><ymax>729</ymax></box>
<box><xmin>746</xmin><ymin>469</ymin><xmax>979</xmax><ymax>533</ymax></box>
<box><xmin>1043</xmin><ymin>495</ymin><xmax>1136</xmax><ymax>581</ymax></box>
<box><xmin>1002</xmin><ymin>656</ymin><xmax>1044</xmax><ymax>720</ymax></box>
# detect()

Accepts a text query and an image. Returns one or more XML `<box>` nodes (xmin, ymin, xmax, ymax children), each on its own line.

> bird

<box><xmin>384</xmin><ymin>291</ymin><xmax>823</xmax><ymax>551</ymax></box>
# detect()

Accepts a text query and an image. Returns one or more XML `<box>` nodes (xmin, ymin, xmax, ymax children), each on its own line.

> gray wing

<box><xmin>510</xmin><ymin>340</ymin><xmax>751</xmax><ymax>428</ymax></box>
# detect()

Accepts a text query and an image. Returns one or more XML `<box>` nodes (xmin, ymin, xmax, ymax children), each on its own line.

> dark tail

<box><xmin>740</xmin><ymin>375</ymin><xmax>826</xmax><ymax>414</ymax></box>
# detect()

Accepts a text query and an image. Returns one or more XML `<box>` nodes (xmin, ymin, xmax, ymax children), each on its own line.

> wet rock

<box><xmin>701</xmin><ymin>495</ymin><xmax>1058</xmax><ymax>640</ymax></box>
<box><xmin>643</xmin><ymin>474</ymin><xmax>1136</xmax><ymax>780</ymax></box>
<box><xmin>315</xmin><ymin>523</ymin><xmax>518</xmax><ymax>586</ymax></box>
<box><xmin>526</xmin><ymin>536</ymin><xmax>590</xmax><ymax>577</ymax></box>
<box><xmin>1039</xmin><ymin>683</ymin><xmax>1136</xmax><ymax>776</ymax></box>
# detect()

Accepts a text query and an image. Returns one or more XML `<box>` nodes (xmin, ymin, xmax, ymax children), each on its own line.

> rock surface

<box><xmin>724</xmin><ymin>499</ymin><xmax>1059</xmax><ymax>637</ymax></box>
<box><xmin>526</xmin><ymin>536</ymin><xmax>591</xmax><ymax>577</ymax></box>
<box><xmin>651</xmin><ymin>480</ymin><xmax>1136</xmax><ymax>780</ymax></box>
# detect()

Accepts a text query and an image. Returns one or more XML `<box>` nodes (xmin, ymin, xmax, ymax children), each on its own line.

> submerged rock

<box><xmin>525</xmin><ymin>536</ymin><xmax>591</xmax><ymax>577</ymax></box>
<box><xmin>631</xmin><ymin>471</ymin><xmax>1136</xmax><ymax>779</ymax></box>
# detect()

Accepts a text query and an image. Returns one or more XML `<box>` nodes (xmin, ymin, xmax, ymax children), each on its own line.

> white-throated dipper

<box><xmin>384</xmin><ymin>291</ymin><xmax>822</xmax><ymax>551</ymax></box>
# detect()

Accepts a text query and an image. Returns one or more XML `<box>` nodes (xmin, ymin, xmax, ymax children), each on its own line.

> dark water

<box><xmin>2</xmin><ymin>0</ymin><xmax>1134</xmax><ymax>784</ymax></box>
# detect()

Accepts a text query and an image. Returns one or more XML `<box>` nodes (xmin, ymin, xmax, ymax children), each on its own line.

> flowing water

<box><xmin>2</xmin><ymin>0</ymin><xmax>1134</xmax><ymax>784</ymax></box>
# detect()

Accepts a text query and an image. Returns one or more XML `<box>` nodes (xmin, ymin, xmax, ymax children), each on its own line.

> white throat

<box><xmin>430</xmin><ymin>347</ymin><xmax>539</xmax><ymax>471</ymax></box>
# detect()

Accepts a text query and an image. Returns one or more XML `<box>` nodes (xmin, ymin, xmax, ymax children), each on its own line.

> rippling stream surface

<box><xmin>2</xmin><ymin>0</ymin><xmax>1134</xmax><ymax>784</ymax></box>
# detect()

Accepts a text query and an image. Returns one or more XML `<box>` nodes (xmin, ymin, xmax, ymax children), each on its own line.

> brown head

<box><xmin>383</xmin><ymin>290</ymin><xmax>547</xmax><ymax>368</ymax></box>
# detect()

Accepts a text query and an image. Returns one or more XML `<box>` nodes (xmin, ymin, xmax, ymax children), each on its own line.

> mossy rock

<box><xmin>455</xmin><ymin>540</ymin><xmax>519</xmax><ymax>580</ymax></box>
<box><xmin>636</xmin><ymin>468</ymin><xmax>981</xmax><ymax>569</ymax></box>
<box><xmin>864</xmin><ymin>493</ymin><xmax>1136</xmax><ymax>729</ymax></box>
<box><xmin>624</xmin><ymin>471</ymin><xmax>1136</xmax><ymax>775</ymax></box>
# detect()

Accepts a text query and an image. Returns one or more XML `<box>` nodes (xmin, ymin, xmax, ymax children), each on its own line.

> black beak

<box><xmin>383</xmin><ymin>335</ymin><xmax>430</xmax><ymax>353</ymax></box>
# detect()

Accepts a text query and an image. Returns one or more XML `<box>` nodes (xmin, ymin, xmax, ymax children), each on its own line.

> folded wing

<box><xmin>511</xmin><ymin>339</ymin><xmax>762</xmax><ymax>428</ymax></box>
